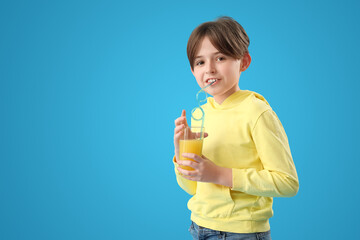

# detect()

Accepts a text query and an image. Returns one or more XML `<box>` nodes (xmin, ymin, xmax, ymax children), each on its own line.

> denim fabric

<box><xmin>189</xmin><ymin>221</ymin><xmax>271</xmax><ymax>240</ymax></box>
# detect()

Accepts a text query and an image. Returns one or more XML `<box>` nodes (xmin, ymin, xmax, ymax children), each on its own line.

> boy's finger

<box><xmin>177</xmin><ymin>166</ymin><xmax>196</xmax><ymax>176</ymax></box>
<box><xmin>181</xmin><ymin>153</ymin><xmax>202</xmax><ymax>162</ymax></box>
<box><xmin>194</xmin><ymin>132</ymin><xmax>209</xmax><ymax>138</ymax></box>
<box><xmin>177</xmin><ymin>160</ymin><xmax>198</xmax><ymax>169</ymax></box>
<box><xmin>174</xmin><ymin>117</ymin><xmax>187</xmax><ymax>126</ymax></box>
<box><xmin>174</xmin><ymin>128</ymin><xmax>186</xmax><ymax>142</ymax></box>
<box><xmin>174</xmin><ymin>124</ymin><xmax>185</xmax><ymax>134</ymax></box>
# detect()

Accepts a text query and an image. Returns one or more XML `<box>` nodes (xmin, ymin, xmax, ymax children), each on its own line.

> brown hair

<box><xmin>187</xmin><ymin>16</ymin><xmax>250</xmax><ymax>70</ymax></box>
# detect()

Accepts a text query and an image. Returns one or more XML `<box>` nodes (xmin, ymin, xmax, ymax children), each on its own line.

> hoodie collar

<box><xmin>207</xmin><ymin>90</ymin><xmax>250</xmax><ymax>110</ymax></box>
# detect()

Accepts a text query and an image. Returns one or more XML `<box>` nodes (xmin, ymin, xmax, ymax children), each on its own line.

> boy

<box><xmin>173</xmin><ymin>16</ymin><xmax>299</xmax><ymax>240</ymax></box>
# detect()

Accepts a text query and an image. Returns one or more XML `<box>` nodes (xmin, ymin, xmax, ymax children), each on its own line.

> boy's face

<box><xmin>191</xmin><ymin>37</ymin><xmax>244</xmax><ymax>104</ymax></box>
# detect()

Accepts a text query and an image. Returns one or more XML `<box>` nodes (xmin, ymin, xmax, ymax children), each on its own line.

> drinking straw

<box><xmin>191</xmin><ymin>82</ymin><xmax>215</xmax><ymax>138</ymax></box>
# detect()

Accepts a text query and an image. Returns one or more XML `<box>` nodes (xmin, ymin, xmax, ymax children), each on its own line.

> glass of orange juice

<box><xmin>179</xmin><ymin>126</ymin><xmax>205</xmax><ymax>170</ymax></box>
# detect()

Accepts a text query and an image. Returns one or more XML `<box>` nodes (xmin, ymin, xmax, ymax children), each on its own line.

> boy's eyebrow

<box><xmin>195</xmin><ymin>51</ymin><xmax>221</xmax><ymax>59</ymax></box>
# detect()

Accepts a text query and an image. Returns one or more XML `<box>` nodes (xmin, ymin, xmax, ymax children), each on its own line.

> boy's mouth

<box><xmin>205</xmin><ymin>78</ymin><xmax>220</xmax><ymax>86</ymax></box>
<box><xmin>205</xmin><ymin>78</ymin><xmax>219</xmax><ymax>86</ymax></box>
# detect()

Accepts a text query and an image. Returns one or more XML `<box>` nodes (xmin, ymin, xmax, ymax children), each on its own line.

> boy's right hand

<box><xmin>173</xmin><ymin>109</ymin><xmax>208</xmax><ymax>163</ymax></box>
<box><xmin>174</xmin><ymin>110</ymin><xmax>188</xmax><ymax>163</ymax></box>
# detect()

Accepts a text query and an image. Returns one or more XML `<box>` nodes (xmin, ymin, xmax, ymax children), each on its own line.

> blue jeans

<box><xmin>189</xmin><ymin>221</ymin><xmax>272</xmax><ymax>240</ymax></box>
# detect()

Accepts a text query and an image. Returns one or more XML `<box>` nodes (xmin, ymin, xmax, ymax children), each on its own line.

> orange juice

<box><xmin>179</xmin><ymin>139</ymin><xmax>203</xmax><ymax>170</ymax></box>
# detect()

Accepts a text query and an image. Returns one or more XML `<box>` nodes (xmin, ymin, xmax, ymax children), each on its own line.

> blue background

<box><xmin>1</xmin><ymin>0</ymin><xmax>359</xmax><ymax>239</ymax></box>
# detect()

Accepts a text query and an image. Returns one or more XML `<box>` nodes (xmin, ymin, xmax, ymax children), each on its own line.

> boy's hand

<box><xmin>173</xmin><ymin>110</ymin><xmax>209</xmax><ymax>162</ymax></box>
<box><xmin>176</xmin><ymin>154</ymin><xmax>233</xmax><ymax>187</ymax></box>
<box><xmin>174</xmin><ymin>110</ymin><xmax>188</xmax><ymax>162</ymax></box>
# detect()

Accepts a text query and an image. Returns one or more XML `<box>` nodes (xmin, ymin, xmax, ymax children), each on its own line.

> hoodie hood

<box><xmin>206</xmin><ymin>90</ymin><xmax>270</xmax><ymax>110</ymax></box>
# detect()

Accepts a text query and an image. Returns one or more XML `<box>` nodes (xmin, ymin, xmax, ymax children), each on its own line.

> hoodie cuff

<box><xmin>231</xmin><ymin>168</ymin><xmax>247</xmax><ymax>192</ymax></box>
<box><xmin>173</xmin><ymin>156</ymin><xmax>180</xmax><ymax>174</ymax></box>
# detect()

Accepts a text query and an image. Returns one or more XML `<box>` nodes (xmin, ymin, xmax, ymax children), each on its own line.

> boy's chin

<box><xmin>204</xmin><ymin>90</ymin><xmax>214</xmax><ymax>96</ymax></box>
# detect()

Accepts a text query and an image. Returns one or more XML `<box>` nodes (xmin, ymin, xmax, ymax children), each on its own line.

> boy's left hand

<box><xmin>176</xmin><ymin>153</ymin><xmax>232</xmax><ymax>187</ymax></box>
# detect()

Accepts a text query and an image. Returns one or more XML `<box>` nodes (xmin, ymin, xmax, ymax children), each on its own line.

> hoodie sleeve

<box><xmin>173</xmin><ymin>156</ymin><xmax>197</xmax><ymax>195</ymax></box>
<box><xmin>231</xmin><ymin>109</ymin><xmax>299</xmax><ymax>197</ymax></box>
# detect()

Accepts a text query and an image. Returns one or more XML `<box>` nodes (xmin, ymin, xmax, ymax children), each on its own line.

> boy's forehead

<box><xmin>195</xmin><ymin>37</ymin><xmax>221</xmax><ymax>57</ymax></box>
<box><xmin>195</xmin><ymin>51</ymin><xmax>221</xmax><ymax>59</ymax></box>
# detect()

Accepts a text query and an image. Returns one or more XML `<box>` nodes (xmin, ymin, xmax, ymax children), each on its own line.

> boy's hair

<box><xmin>187</xmin><ymin>16</ymin><xmax>250</xmax><ymax>70</ymax></box>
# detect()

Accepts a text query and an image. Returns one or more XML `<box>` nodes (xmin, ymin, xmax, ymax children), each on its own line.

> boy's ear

<box><xmin>191</xmin><ymin>66</ymin><xmax>194</xmax><ymax>75</ymax></box>
<box><xmin>240</xmin><ymin>53</ymin><xmax>251</xmax><ymax>72</ymax></box>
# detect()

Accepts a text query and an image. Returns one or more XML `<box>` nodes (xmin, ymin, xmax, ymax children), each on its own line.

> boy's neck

<box><xmin>214</xmin><ymin>86</ymin><xmax>241</xmax><ymax>105</ymax></box>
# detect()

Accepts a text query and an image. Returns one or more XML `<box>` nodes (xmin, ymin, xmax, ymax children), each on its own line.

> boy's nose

<box><xmin>205</xmin><ymin>61</ymin><xmax>216</xmax><ymax>74</ymax></box>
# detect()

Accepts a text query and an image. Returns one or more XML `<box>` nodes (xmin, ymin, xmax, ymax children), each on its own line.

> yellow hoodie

<box><xmin>173</xmin><ymin>90</ymin><xmax>299</xmax><ymax>233</ymax></box>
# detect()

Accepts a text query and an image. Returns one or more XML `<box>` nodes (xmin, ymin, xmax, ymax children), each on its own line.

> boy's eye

<box><xmin>217</xmin><ymin>56</ymin><xmax>225</xmax><ymax>61</ymax></box>
<box><xmin>195</xmin><ymin>61</ymin><xmax>204</xmax><ymax>66</ymax></box>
